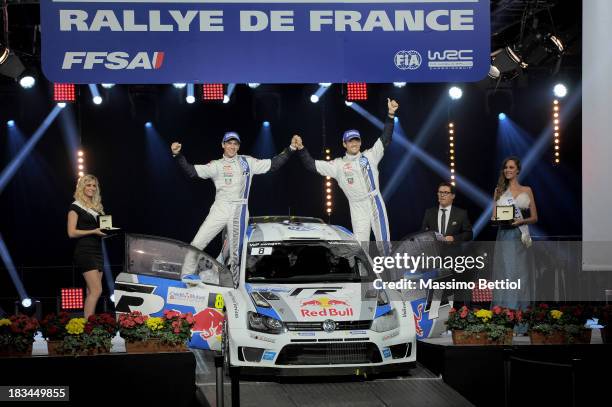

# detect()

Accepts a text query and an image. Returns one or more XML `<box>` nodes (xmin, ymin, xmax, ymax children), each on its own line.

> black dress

<box><xmin>69</xmin><ymin>202</ymin><xmax>104</xmax><ymax>273</ymax></box>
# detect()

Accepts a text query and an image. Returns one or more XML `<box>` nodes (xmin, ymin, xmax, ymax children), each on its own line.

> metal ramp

<box><xmin>193</xmin><ymin>351</ymin><xmax>473</xmax><ymax>407</ymax></box>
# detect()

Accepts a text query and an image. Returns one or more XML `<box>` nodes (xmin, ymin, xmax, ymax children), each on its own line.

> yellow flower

<box><xmin>146</xmin><ymin>317</ymin><xmax>164</xmax><ymax>331</ymax></box>
<box><xmin>66</xmin><ymin>318</ymin><xmax>86</xmax><ymax>335</ymax></box>
<box><xmin>550</xmin><ymin>310</ymin><xmax>563</xmax><ymax>319</ymax></box>
<box><xmin>475</xmin><ymin>309</ymin><xmax>493</xmax><ymax>323</ymax></box>
<box><xmin>0</xmin><ymin>318</ymin><xmax>11</xmax><ymax>327</ymax></box>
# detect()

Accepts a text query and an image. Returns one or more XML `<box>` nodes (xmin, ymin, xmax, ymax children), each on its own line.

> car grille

<box><xmin>275</xmin><ymin>342</ymin><xmax>382</xmax><ymax>365</ymax></box>
<box><xmin>285</xmin><ymin>320</ymin><xmax>372</xmax><ymax>331</ymax></box>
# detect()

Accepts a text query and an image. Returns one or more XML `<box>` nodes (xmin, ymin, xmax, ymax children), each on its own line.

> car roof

<box><xmin>247</xmin><ymin>219</ymin><xmax>354</xmax><ymax>243</ymax></box>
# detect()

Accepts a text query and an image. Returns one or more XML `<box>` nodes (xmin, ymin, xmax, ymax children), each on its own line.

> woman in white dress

<box><xmin>491</xmin><ymin>156</ymin><xmax>538</xmax><ymax>312</ymax></box>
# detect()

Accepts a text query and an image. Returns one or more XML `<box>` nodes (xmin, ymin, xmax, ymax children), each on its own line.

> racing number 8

<box><xmin>214</xmin><ymin>294</ymin><xmax>224</xmax><ymax>309</ymax></box>
<box><xmin>257</xmin><ymin>248</ymin><xmax>266</xmax><ymax>255</ymax></box>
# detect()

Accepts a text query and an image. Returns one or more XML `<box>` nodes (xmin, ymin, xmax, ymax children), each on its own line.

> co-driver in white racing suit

<box><xmin>171</xmin><ymin>133</ymin><xmax>297</xmax><ymax>284</ymax></box>
<box><xmin>297</xmin><ymin>99</ymin><xmax>399</xmax><ymax>255</ymax></box>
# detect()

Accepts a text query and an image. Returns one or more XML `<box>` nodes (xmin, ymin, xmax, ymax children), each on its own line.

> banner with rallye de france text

<box><xmin>40</xmin><ymin>0</ymin><xmax>490</xmax><ymax>84</ymax></box>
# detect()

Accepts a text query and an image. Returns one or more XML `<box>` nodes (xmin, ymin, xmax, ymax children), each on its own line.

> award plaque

<box><xmin>491</xmin><ymin>205</ymin><xmax>514</xmax><ymax>226</ymax></box>
<box><xmin>99</xmin><ymin>215</ymin><xmax>120</xmax><ymax>231</ymax></box>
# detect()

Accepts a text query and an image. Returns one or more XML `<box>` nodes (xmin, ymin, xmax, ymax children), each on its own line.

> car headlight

<box><xmin>249</xmin><ymin>291</ymin><xmax>279</xmax><ymax>308</ymax></box>
<box><xmin>371</xmin><ymin>309</ymin><xmax>399</xmax><ymax>333</ymax></box>
<box><xmin>247</xmin><ymin>311</ymin><xmax>285</xmax><ymax>334</ymax></box>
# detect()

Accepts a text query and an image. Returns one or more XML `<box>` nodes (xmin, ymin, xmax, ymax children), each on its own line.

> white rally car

<box><xmin>115</xmin><ymin>217</ymin><xmax>442</xmax><ymax>376</ymax></box>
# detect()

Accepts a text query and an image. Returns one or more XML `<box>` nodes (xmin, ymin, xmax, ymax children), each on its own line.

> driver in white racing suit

<box><xmin>171</xmin><ymin>132</ymin><xmax>298</xmax><ymax>283</ymax></box>
<box><xmin>296</xmin><ymin>99</ymin><xmax>399</xmax><ymax>254</ymax></box>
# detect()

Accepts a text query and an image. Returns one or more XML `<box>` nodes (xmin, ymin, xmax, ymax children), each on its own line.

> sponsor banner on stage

<box><xmin>40</xmin><ymin>0</ymin><xmax>490</xmax><ymax>83</ymax></box>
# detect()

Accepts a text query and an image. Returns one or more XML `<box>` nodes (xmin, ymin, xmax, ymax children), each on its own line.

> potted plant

<box><xmin>446</xmin><ymin>306</ymin><xmax>516</xmax><ymax>345</ymax></box>
<box><xmin>0</xmin><ymin>314</ymin><xmax>39</xmax><ymax>356</ymax></box>
<box><xmin>58</xmin><ymin>313</ymin><xmax>117</xmax><ymax>355</ymax></box>
<box><xmin>525</xmin><ymin>303</ymin><xmax>591</xmax><ymax>344</ymax></box>
<box><xmin>118</xmin><ymin>311</ymin><xmax>154</xmax><ymax>352</ymax></box>
<box><xmin>40</xmin><ymin>312</ymin><xmax>71</xmax><ymax>355</ymax></box>
<box><xmin>154</xmin><ymin>310</ymin><xmax>195</xmax><ymax>351</ymax></box>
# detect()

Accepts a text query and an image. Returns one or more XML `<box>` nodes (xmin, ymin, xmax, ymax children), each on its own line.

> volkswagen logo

<box><xmin>322</xmin><ymin>319</ymin><xmax>337</xmax><ymax>333</ymax></box>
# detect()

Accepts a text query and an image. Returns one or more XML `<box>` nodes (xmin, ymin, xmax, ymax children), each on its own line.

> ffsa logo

<box><xmin>427</xmin><ymin>50</ymin><xmax>473</xmax><ymax>70</ymax></box>
<box><xmin>62</xmin><ymin>51</ymin><xmax>165</xmax><ymax>70</ymax></box>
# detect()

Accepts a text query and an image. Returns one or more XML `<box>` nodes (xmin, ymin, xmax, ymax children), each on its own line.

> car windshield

<box><xmin>245</xmin><ymin>240</ymin><xmax>375</xmax><ymax>283</ymax></box>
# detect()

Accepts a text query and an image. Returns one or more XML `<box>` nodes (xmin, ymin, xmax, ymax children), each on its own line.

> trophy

<box><xmin>491</xmin><ymin>205</ymin><xmax>514</xmax><ymax>226</ymax></box>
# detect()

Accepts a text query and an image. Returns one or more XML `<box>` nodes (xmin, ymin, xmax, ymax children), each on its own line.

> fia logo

<box><xmin>394</xmin><ymin>50</ymin><xmax>422</xmax><ymax>70</ymax></box>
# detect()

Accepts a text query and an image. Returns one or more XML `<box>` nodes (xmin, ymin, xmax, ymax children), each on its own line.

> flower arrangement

<box><xmin>0</xmin><ymin>314</ymin><xmax>40</xmax><ymax>353</ymax></box>
<box><xmin>118</xmin><ymin>311</ymin><xmax>150</xmax><ymax>343</ymax></box>
<box><xmin>59</xmin><ymin>314</ymin><xmax>117</xmax><ymax>355</ymax></box>
<box><xmin>447</xmin><ymin>305</ymin><xmax>519</xmax><ymax>343</ymax></box>
<box><xmin>40</xmin><ymin>312</ymin><xmax>71</xmax><ymax>341</ymax></box>
<box><xmin>154</xmin><ymin>310</ymin><xmax>195</xmax><ymax>346</ymax></box>
<box><xmin>524</xmin><ymin>303</ymin><xmax>591</xmax><ymax>343</ymax></box>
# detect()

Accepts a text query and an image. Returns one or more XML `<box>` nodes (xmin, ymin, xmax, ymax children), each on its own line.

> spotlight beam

<box><xmin>88</xmin><ymin>84</ymin><xmax>102</xmax><ymax>104</ymax></box>
<box><xmin>350</xmin><ymin>103</ymin><xmax>491</xmax><ymax>209</ymax></box>
<box><xmin>0</xmin><ymin>106</ymin><xmax>64</xmax><ymax>194</ymax></box>
<box><xmin>0</xmin><ymin>232</ymin><xmax>31</xmax><ymax>303</ymax></box>
<box><xmin>472</xmin><ymin>86</ymin><xmax>582</xmax><ymax>236</ymax></box>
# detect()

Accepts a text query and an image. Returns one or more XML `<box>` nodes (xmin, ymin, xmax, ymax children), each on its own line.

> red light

<box><xmin>202</xmin><ymin>84</ymin><xmax>224</xmax><ymax>101</ymax></box>
<box><xmin>346</xmin><ymin>83</ymin><xmax>367</xmax><ymax>101</ymax></box>
<box><xmin>61</xmin><ymin>288</ymin><xmax>84</xmax><ymax>309</ymax></box>
<box><xmin>54</xmin><ymin>83</ymin><xmax>76</xmax><ymax>102</ymax></box>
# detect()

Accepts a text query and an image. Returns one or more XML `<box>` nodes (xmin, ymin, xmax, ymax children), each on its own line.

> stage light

<box><xmin>448</xmin><ymin>86</ymin><xmax>463</xmax><ymax>100</ymax></box>
<box><xmin>101</xmin><ymin>83</ymin><xmax>115</xmax><ymax>89</ymax></box>
<box><xmin>394</xmin><ymin>117</ymin><xmax>399</xmax><ymax>123</ymax></box>
<box><xmin>552</xmin><ymin>99</ymin><xmax>562</xmax><ymax>165</ymax></box>
<box><xmin>553</xmin><ymin>84</ymin><xmax>567</xmax><ymax>98</ymax></box>
<box><xmin>0</xmin><ymin>44</ymin><xmax>25</xmax><ymax>79</ymax></box>
<box><xmin>78</xmin><ymin>164</ymin><xmax>84</xmax><ymax>170</ymax></box>
<box><xmin>325</xmin><ymin>149</ymin><xmax>330</xmax><ymax>154</ymax></box>
<box><xmin>78</xmin><ymin>157</ymin><xmax>83</xmax><ymax>163</ymax></box>
<box><xmin>346</xmin><ymin>83</ymin><xmax>367</xmax><ymax>101</ymax></box>
<box><xmin>326</xmin><ymin>195</ymin><xmax>331</xmax><ymax>200</ymax></box>
<box><xmin>145</xmin><ymin>122</ymin><xmax>153</xmax><ymax>128</ymax></box>
<box><xmin>326</xmin><ymin>201</ymin><xmax>332</xmax><ymax>207</ymax></box>
<box><xmin>263</xmin><ymin>121</ymin><xmax>270</xmax><ymax>127</ymax></box>
<box><xmin>110</xmin><ymin>293</ymin><xmax>115</xmax><ymax>303</ymax></box>
<box><xmin>326</xmin><ymin>181</ymin><xmax>331</xmax><ymax>187</ymax></box>
<box><xmin>393</xmin><ymin>82</ymin><xmax>407</xmax><ymax>88</ymax></box>
<box><xmin>202</xmin><ymin>83</ymin><xmax>224</xmax><ymax>101</ymax></box>
<box><xmin>223</xmin><ymin>94</ymin><xmax>230</xmax><ymax>104</ymax></box>
<box><xmin>489</xmin><ymin>47</ymin><xmax>526</xmax><ymax>80</ymax></box>
<box><xmin>54</xmin><ymin>83</ymin><xmax>76</xmax><ymax>103</ymax></box>
<box><xmin>61</xmin><ymin>288</ymin><xmax>84</xmax><ymax>310</ymax></box>
<box><xmin>248</xmin><ymin>83</ymin><xmax>260</xmax><ymax>89</ymax></box>
<box><xmin>173</xmin><ymin>83</ymin><xmax>187</xmax><ymax>89</ymax></box>
<box><xmin>22</xmin><ymin>298</ymin><xmax>32</xmax><ymax>308</ymax></box>
<box><xmin>326</xmin><ymin>188</ymin><xmax>331</xmax><ymax>193</ymax></box>
<box><xmin>93</xmin><ymin>95</ymin><xmax>102</xmax><ymax>105</ymax></box>
<box><xmin>325</xmin><ymin>155</ymin><xmax>330</xmax><ymax>160</ymax></box>
<box><xmin>310</xmin><ymin>94</ymin><xmax>319</xmax><ymax>104</ymax></box>
<box><xmin>19</xmin><ymin>75</ymin><xmax>35</xmax><ymax>89</ymax></box>
<box><xmin>78</xmin><ymin>171</ymin><xmax>84</xmax><ymax>177</ymax></box>
<box><xmin>345</xmin><ymin>101</ymin><xmax>353</xmax><ymax>107</ymax></box>
<box><xmin>186</xmin><ymin>83</ymin><xmax>195</xmax><ymax>104</ymax></box>
<box><xmin>77</xmin><ymin>150</ymin><xmax>84</xmax><ymax>157</ymax></box>
<box><xmin>326</xmin><ymin>176</ymin><xmax>331</xmax><ymax>180</ymax></box>
<box><xmin>318</xmin><ymin>83</ymin><xmax>331</xmax><ymax>87</ymax></box>
<box><xmin>326</xmin><ymin>208</ymin><xmax>332</xmax><ymax>214</ymax></box>
<box><xmin>7</xmin><ymin>120</ymin><xmax>15</xmax><ymax>127</ymax></box>
<box><xmin>498</xmin><ymin>113</ymin><xmax>507</xmax><ymax>121</ymax></box>
<box><xmin>58</xmin><ymin>102</ymin><xmax>66</xmax><ymax>108</ymax></box>
<box><xmin>448</xmin><ymin>122</ymin><xmax>457</xmax><ymax>185</ymax></box>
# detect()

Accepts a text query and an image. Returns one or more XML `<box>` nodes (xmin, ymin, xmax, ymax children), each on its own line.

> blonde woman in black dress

<box><xmin>67</xmin><ymin>174</ymin><xmax>107</xmax><ymax>318</ymax></box>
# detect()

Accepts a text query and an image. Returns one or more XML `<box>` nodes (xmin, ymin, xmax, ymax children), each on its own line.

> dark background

<box><xmin>0</xmin><ymin>0</ymin><xmax>582</xmax><ymax>310</ymax></box>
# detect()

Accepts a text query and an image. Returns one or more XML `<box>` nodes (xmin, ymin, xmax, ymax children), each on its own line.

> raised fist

<box><xmin>387</xmin><ymin>98</ymin><xmax>399</xmax><ymax>115</ymax></box>
<box><xmin>171</xmin><ymin>142</ymin><xmax>182</xmax><ymax>155</ymax></box>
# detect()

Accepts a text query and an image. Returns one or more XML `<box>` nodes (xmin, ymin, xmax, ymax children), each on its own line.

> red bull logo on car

<box><xmin>193</xmin><ymin>308</ymin><xmax>224</xmax><ymax>340</ymax></box>
<box><xmin>300</xmin><ymin>297</ymin><xmax>354</xmax><ymax>317</ymax></box>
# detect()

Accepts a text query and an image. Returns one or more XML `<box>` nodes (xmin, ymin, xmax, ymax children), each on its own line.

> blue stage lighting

<box><xmin>248</xmin><ymin>83</ymin><xmax>261</xmax><ymax>89</ymax></box>
<box><xmin>393</xmin><ymin>82</ymin><xmax>407</xmax><ymax>88</ymax></box>
<box><xmin>498</xmin><ymin>113</ymin><xmax>507</xmax><ymax>121</ymax></box>
<box><xmin>310</xmin><ymin>94</ymin><xmax>319</xmax><ymax>104</ymax></box>
<box><xmin>263</xmin><ymin>121</ymin><xmax>270</xmax><ymax>127</ymax></box>
<box><xmin>145</xmin><ymin>122</ymin><xmax>153</xmax><ymax>128</ymax></box>
<box><xmin>19</xmin><ymin>75</ymin><xmax>35</xmax><ymax>89</ymax></box>
<box><xmin>394</xmin><ymin>116</ymin><xmax>399</xmax><ymax>123</ymax></box>
<box><xmin>22</xmin><ymin>298</ymin><xmax>32</xmax><ymax>308</ymax></box>
<box><xmin>7</xmin><ymin>120</ymin><xmax>15</xmax><ymax>127</ymax></box>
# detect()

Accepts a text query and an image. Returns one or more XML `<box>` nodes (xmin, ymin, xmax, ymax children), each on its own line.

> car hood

<box><xmin>245</xmin><ymin>282</ymin><xmax>382</xmax><ymax>322</ymax></box>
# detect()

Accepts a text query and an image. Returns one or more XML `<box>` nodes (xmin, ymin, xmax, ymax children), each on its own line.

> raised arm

<box><xmin>380</xmin><ymin>98</ymin><xmax>399</xmax><ymax>148</ymax></box>
<box><xmin>295</xmin><ymin>136</ymin><xmax>337</xmax><ymax>178</ymax></box>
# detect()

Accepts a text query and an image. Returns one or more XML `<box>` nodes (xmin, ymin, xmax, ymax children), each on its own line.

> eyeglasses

<box><xmin>437</xmin><ymin>191</ymin><xmax>452</xmax><ymax>196</ymax></box>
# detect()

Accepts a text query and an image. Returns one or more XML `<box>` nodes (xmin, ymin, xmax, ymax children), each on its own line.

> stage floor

<box><xmin>192</xmin><ymin>351</ymin><xmax>474</xmax><ymax>407</ymax></box>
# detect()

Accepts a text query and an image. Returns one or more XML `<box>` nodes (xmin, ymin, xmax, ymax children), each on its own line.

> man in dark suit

<box><xmin>421</xmin><ymin>182</ymin><xmax>473</xmax><ymax>242</ymax></box>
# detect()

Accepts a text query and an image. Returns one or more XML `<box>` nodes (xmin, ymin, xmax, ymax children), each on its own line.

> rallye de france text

<box><xmin>59</xmin><ymin>9</ymin><xmax>475</xmax><ymax>32</ymax></box>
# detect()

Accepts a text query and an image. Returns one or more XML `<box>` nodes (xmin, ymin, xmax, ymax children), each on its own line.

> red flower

<box><xmin>516</xmin><ymin>310</ymin><xmax>523</xmax><ymax>322</ymax></box>
<box><xmin>492</xmin><ymin>306</ymin><xmax>502</xmax><ymax>315</ymax></box>
<box><xmin>173</xmin><ymin>328</ymin><xmax>180</xmax><ymax>334</ymax></box>
<box><xmin>507</xmin><ymin>310</ymin><xmax>515</xmax><ymax>321</ymax></box>
<box><xmin>460</xmin><ymin>308</ymin><xmax>469</xmax><ymax>319</ymax></box>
